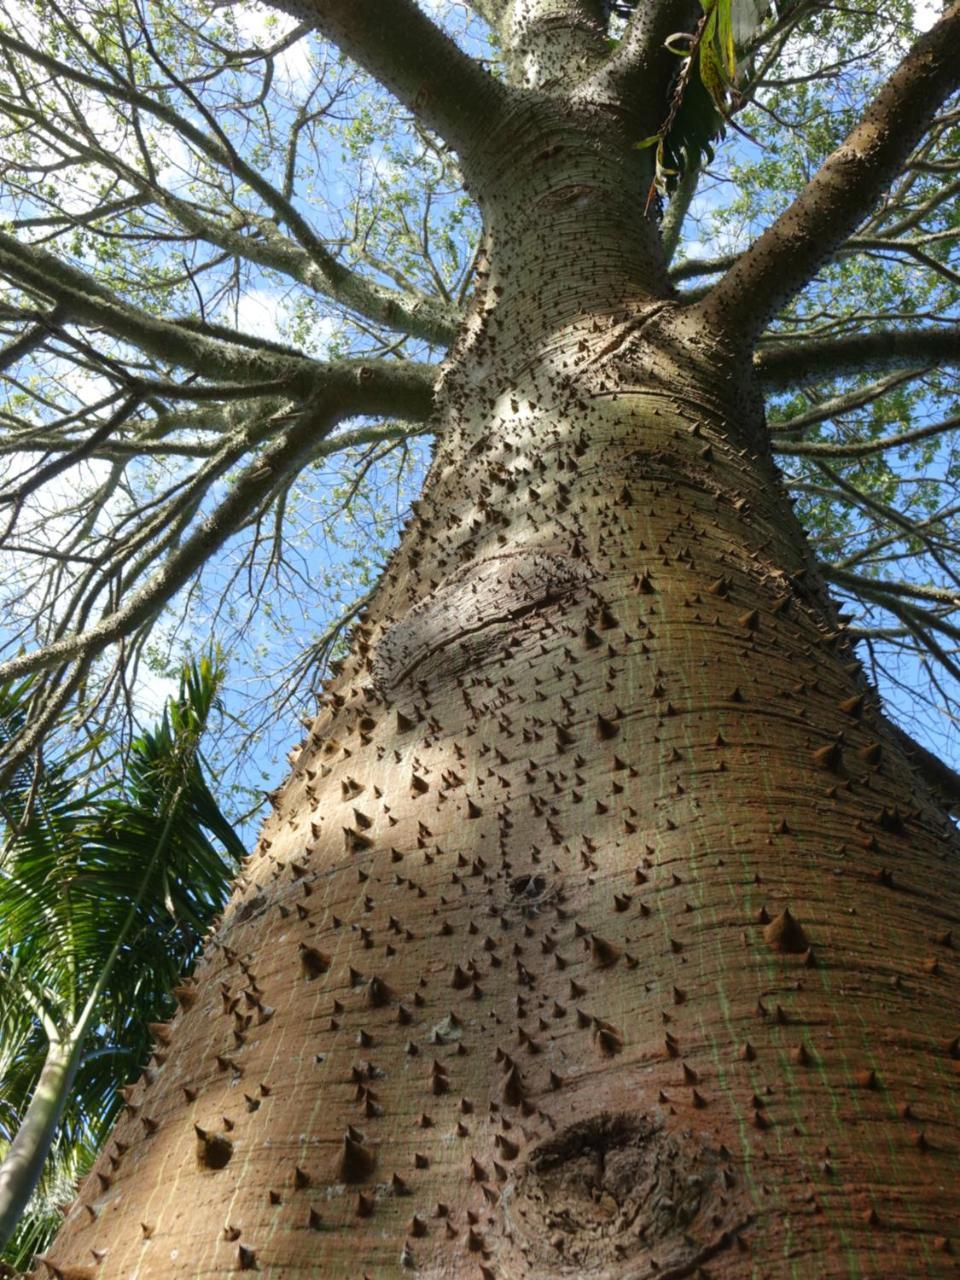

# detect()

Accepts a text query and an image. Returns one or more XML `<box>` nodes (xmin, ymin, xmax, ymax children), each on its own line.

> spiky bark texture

<box><xmin>34</xmin><ymin>11</ymin><xmax>960</xmax><ymax>1280</ymax></box>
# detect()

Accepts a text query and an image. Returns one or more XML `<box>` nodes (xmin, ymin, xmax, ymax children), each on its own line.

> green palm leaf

<box><xmin>0</xmin><ymin>654</ymin><xmax>242</xmax><ymax>1265</ymax></box>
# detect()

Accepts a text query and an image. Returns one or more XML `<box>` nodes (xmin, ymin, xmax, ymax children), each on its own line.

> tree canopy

<box><xmin>0</xmin><ymin>0</ymin><xmax>957</xmax><ymax>802</ymax></box>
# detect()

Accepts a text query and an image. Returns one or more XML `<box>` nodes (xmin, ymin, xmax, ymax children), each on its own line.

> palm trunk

<box><xmin>35</xmin><ymin>99</ymin><xmax>960</xmax><ymax>1280</ymax></box>
<box><xmin>0</xmin><ymin>1039</ymin><xmax>81</xmax><ymax>1251</ymax></box>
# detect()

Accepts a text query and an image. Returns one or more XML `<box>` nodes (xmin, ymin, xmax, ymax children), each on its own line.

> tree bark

<box><xmin>33</xmin><ymin>45</ymin><xmax>960</xmax><ymax>1280</ymax></box>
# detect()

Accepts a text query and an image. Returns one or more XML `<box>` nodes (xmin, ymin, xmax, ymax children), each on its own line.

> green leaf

<box><xmin>717</xmin><ymin>0</ymin><xmax>737</xmax><ymax>77</ymax></box>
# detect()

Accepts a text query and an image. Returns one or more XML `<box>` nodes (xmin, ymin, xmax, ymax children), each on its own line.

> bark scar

<box><xmin>373</xmin><ymin>550</ymin><xmax>594</xmax><ymax>694</ymax></box>
<box><xmin>582</xmin><ymin>303</ymin><xmax>672</xmax><ymax>370</ymax></box>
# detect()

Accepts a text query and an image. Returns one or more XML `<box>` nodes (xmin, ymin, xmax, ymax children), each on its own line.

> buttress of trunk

<box><xmin>34</xmin><ymin>294</ymin><xmax>960</xmax><ymax>1279</ymax></box>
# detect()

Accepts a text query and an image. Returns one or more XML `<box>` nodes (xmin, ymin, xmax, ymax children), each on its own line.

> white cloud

<box><xmin>913</xmin><ymin>0</ymin><xmax>942</xmax><ymax>29</ymax></box>
<box><xmin>235</xmin><ymin>285</ymin><xmax>285</xmax><ymax>343</ymax></box>
<box><xmin>133</xmin><ymin>667</ymin><xmax>180</xmax><ymax>721</ymax></box>
<box><xmin>0</xmin><ymin>0</ymin><xmax>44</xmax><ymax>48</ymax></box>
<box><xmin>230</xmin><ymin>2</ymin><xmax>313</xmax><ymax>93</ymax></box>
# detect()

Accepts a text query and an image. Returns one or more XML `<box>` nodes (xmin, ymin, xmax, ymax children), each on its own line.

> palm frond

<box><xmin>0</xmin><ymin>654</ymin><xmax>242</xmax><ymax>1266</ymax></box>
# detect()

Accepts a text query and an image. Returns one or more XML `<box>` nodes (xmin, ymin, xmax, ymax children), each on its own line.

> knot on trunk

<box><xmin>497</xmin><ymin>1111</ymin><xmax>748</xmax><ymax>1275</ymax></box>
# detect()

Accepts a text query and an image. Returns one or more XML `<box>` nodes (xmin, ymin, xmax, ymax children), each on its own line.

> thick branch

<box><xmin>267</xmin><ymin>0</ymin><xmax>506</xmax><ymax>162</ymax></box>
<box><xmin>701</xmin><ymin>0</ymin><xmax>960</xmax><ymax>340</ymax></box>
<box><xmin>0</xmin><ymin>228</ymin><xmax>346</xmax><ymax>392</ymax></box>
<box><xmin>659</xmin><ymin>164</ymin><xmax>701</xmax><ymax>265</ymax></box>
<box><xmin>584</xmin><ymin>0</ymin><xmax>701</xmax><ymax>134</ymax></box>
<box><xmin>502</xmin><ymin>0</ymin><xmax>610</xmax><ymax>91</ymax></box>
<box><xmin>0</xmin><ymin>308</ymin><xmax>63</xmax><ymax>373</ymax></box>
<box><xmin>671</xmin><ymin>252</ymin><xmax>736</xmax><ymax>282</ymax></box>
<box><xmin>755</xmin><ymin>325</ymin><xmax>960</xmax><ymax>388</ymax></box>
<box><xmin>674</xmin><ymin>235</ymin><xmax>960</xmax><ymax>289</ymax></box>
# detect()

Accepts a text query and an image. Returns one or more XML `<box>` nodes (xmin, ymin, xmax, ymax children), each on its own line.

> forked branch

<box><xmin>702</xmin><ymin>0</ymin><xmax>960</xmax><ymax>341</ymax></box>
<box><xmin>586</xmin><ymin>0</ymin><xmax>701</xmax><ymax>136</ymax></box>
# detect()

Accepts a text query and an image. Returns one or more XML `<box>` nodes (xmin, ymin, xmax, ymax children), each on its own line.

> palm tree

<box><xmin>0</xmin><ymin>657</ymin><xmax>245</xmax><ymax>1267</ymax></box>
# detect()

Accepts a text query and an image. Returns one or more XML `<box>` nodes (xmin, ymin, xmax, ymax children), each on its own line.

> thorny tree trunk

<box><xmin>37</xmin><ymin>62</ymin><xmax>960</xmax><ymax>1280</ymax></box>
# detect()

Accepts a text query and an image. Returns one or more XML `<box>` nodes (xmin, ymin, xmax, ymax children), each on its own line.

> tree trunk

<box><xmin>0</xmin><ymin>1040</ymin><xmax>80</xmax><ymax>1250</ymax></box>
<box><xmin>37</xmin><ymin>98</ymin><xmax>960</xmax><ymax>1280</ymax></box>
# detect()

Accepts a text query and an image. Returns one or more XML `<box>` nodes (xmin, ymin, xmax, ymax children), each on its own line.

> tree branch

<box><xmin>0</xmin><ymin>307</ymin><xmax>64</xmax><ymax>373</ymax></box>
<box><xmin>0</xmin><ymin>396</ymin><xmax>142</xmax><ymax>543</ymax></box>
<box><xmin>826</xmin><ymin>566</ymin><xmax>960</xmax><ymax>611</ymax></box>
<box><xmin>772</xmin><ymin>409</ymin><xmax>960</xmax><ymax>459</ymax></box>
<box><xmin>813</xmin><ymin>461</ymin><xmax>960</xmax><ymax>594</ymax></box>
<box><xmin>0</xmin><ymin>32</ymin><xmax>461</xmax><ymax>347</ymax></box>
<box><xmin>462</xmin><ymin>0</ymin><xmax>507</xmax><ymax>25</ymax></box>
<box><xmin>833</xmin><ymin>499</ymin><xmax>960</xmax><ymax>574</ymax></box>
<box><xmin>131</xmin><ymin>175</ymin><xmax>460</xmax><ymax>346</ymax></box>
<box><xmin>755</xmin><ymin>325</ymin><xmax>960</xmax><ymax>388</ymax></box>
<box><xmin>0</xmin><ymin>363</ymin><xmax>436</xmax><ymax>688</ymax></box>
<box><xmin>700</xmin><ymin>0</ymin><xmax>960</xmax><ymax>341</ymax></box>
<box><xmin>768</xmin><ymin>368</ymin><xmax>925</xmax><ymax>435</ymax></box>
<box><xmin>649</xmin><ymin>231</ymin><xmax>960</xmax><ymax>292</ymax></box>
<box><xmin>659</xmin><ymin>163</ymin><xmax>702</xmax><ymax>265</ymax></box>
<box><xmin>585</xmin><ymin>0</ymin><xmax>702</xmax><ymax>135</ymax></box>
<box><xmin>671</xmin><ymin>252</ymin><xmax>737</xmax><ymax>282</ymax></box>
<box><xmin>0</xmin><ymin>227</ymin><xmax>344</xmax><ymax>393</ymax></box>
<box><xmin>503</xmin><ymin>0</ymin><xmax>610</xmax><ymax>91</ymax></box>
<box><xmin>267</xmin><ymin>0</ymin><xmax>507</xmax><ymax>162</ymax></box>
